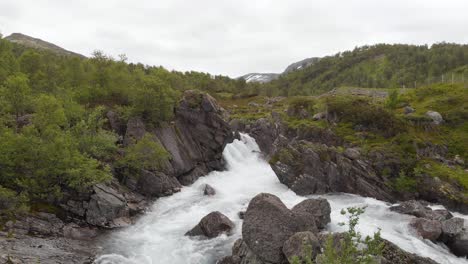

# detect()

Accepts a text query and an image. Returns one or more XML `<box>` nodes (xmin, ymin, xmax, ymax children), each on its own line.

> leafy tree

<box><xmin>1</xmin><ymin>73</ymin><xmax>31</xmax><ymax>124</ymax></box>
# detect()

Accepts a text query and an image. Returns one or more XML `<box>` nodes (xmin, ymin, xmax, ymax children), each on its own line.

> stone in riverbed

<box><xmin>185</xmin><ymin>211</ymin><xmax>234</xmax><ymax>238</ymax></box>
<box><xmin>292</xmin><ymin>198</ymin><xmax>331</xmax><ymax>230</ymax></box>
<box><xmin>409</xmin><ymin>218</ymin><xmax>442</xmax><ymax>241</ymax></box>
<box><xmin>203</xmin><ymin>184</ymin><xmax>216</xmax><ymax>196</ymax></box>
<box><xmin>282</xmin><ymin>231</ymin><xmax>321</xmax><ymax>263</ymax></box>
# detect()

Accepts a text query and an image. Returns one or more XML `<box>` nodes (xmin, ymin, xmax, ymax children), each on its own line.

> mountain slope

<box><xmin>240</xmin><ymin>73</ymin><xmax>279</xmax><ymax>83</ymax></box>
<box><xmin>5</xmin><ymin>33</ymin><xmax>85</xmax><ymax>58</ymax></box>
<box><xmin>268</xmin><ymin>43</ymin><xmax>468</xmax><ymax>95</ymax></box>
<box><xmin>239</xmin><ymin>57</ymin><xmax>320</xmax><ymax>83</ymax></box>
<box><xmin>283</xmin><ymin>57</ymin><xmax>320</xmax><ymax>73</ymax></box>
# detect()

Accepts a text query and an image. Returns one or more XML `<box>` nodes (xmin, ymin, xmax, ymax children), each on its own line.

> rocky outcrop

<box><xmin>270</xmin><ymin>141</ymin><xmax>394</xmax><ymax>201</ymax></box>
<box><xmin>409</xmin><ymin>218</ymin><xmax>442</xmax><ymax>241</ymax></box>
<box><xmin>282</xmin><ymin>231</ymin><xmax>321</xmax><ymax>262</ymax></box>
<box><xmin>390</xmin><ymin>200</ymin><xmax>452</xmax><ymax>221</ymax></box>
<box><xmin>291</xmin><ymin>198</ymin><xmax>331</xmax><ymax>230</ymax></box>
<box><xmin>392</xmin><ymin>200</ymin><xmax>468</xmax><ymax>257</ymax></box>
<box><xmin>241</xmin><ymin>193</ymin><xmax>330</xmax><ymax>264</ymax></box>
<box><xmin>186</xmin><ymin>211</ymin><xmax>234</xmax><ymax>238</ymax></box>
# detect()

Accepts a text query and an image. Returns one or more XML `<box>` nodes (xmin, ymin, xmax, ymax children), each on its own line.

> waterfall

<box><xmin>95</xmin><ymin>134</ymin><xmax>468</xmax><ymax>264</ymax></box>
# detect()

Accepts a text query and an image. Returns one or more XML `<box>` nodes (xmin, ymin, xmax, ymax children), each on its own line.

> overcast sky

<box><xmin>1</xmin><ymin>0</ymin><xmax>468</xmax><ymax>77</ymax></box>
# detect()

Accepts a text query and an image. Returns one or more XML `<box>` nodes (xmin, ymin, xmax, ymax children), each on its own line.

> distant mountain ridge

<box><xmin>5</xmin><ymin>33</ymin><xmax>85</xmax><ymax>58</ymax></box>
<box><xmin>240</xmin><ymin>57</ymin><xmax>320</xmax><ymax>83</ymax></box>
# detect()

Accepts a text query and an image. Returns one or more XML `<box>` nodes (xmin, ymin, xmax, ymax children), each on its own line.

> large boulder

<box><xmin>242</xmin><ymin>193</ymin><xmax>330</xmax><ymax>264</ymax></box>
<box><xmin>85</xmin><ymin>184</ymin><xmax>130</xmax><ymax>228</ymax></box>
<box><xmin>390</xmin><ymin>200</ymin><xmax>430</xmax><ymax>218</ymax></box>
<box><xmin>291</xmin><ymin>198</ymin><xmax>331</xmax><ymax>230</ymax></box>
<box><xmin>282</xmin><ymin>232</ymin><xmax>321</xmax><ymax>263</ymax></box>
<box><xmin>449</xmin><ymin>230</ymin><xmax>468</xmax><ymax>257</ymax></box>
<box><xmin>186</xmin><ymin>211</ymin><xmax>234</xmax><ymax>238</ymax></box>
<box><xmin>440</xmin><ymin>217</ymin><xmax>465</xmax><ymax>243</ymax></box>
<box><xmin>242</xmin><ymin>193</ymin><xmax>297</xmax><ymax>263</ymax></box>
<box><xmin>136</xmin><ymin>170</ymin><xmax>181</xmax><ymax>197</ymax></box>
<box><xmin>390</xmin><ymin>201</ymin><xmax>452</xmax><ymax>221</ymax></box>
<box><xmin>409</xmin><ymin>218</ymin><xmax>442</xmax><ymax>241</ymax></box>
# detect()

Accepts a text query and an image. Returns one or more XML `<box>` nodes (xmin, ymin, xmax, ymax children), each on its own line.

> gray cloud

<box><xmin>1</xmin><ymin>0</ymin><xmax>467</xmax><ymax>77</ymax></box>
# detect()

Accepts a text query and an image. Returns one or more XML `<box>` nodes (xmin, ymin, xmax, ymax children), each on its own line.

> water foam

<box><xmin>96</xmin><ymin>134</ymin><xmax>468</xmax><ymax>264</ymax></box>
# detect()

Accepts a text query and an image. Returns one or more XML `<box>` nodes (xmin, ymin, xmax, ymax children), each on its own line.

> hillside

<box><xmin>261</xmin><ymin>43</ymin><xmax>468</xmax><ymax>96</ymax></box>
<box><xmin>5</xmin><ymin>33</ymin><xmax>85</xmax><ymax>58</ymax></box>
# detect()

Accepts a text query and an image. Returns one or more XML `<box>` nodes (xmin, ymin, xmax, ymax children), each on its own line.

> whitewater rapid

<box><xmin>96</xmin><ymin>134</ymin><xmax>468</xmax><ymax>264</ymax></box>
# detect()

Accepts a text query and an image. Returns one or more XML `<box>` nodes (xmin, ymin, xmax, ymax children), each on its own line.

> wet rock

<box><xmin>203</xmin><ymin>184</ymin><xmax>216</xmax><ymax>196</ymax></box>
<box><xmin>242</xmin><ymin>193</ymin><xmax>298</xmax><ymax>263</ymax></box>
<box><xmin>390</xmin><ymin>200</ymin><xmax>430</xmax><ymax>218</ymax></box>
<box><xmin>229</xmin><ymin>238</ymin><xmax>267</xmax><ymax>264</ymax></box>
<box><xmin>409</xmin><ymin>218</ymin><xmax>442</xmax><ymax>241</ymax></box>
<box><xmin>282</xmin><ymin>231</ymin><xmax>321</xmax><ymax>263</ymax></box>
<box><xmin>137</xmin><ymin>170</ymin><xmax>182</xmax><ymax>197</ymax></box>
<box><xmin>186</xmin><ymin>211</ymin><xmax>234</xmax><ymax>238</ymax></box>
<box><xmin>248</xmin><ymin>118</ymin><xmax>282</xmax><ymax>157</ymax></box>
<box><xmin>440</xmin><ymin>217</ymin><xmax>465</xmax><ymax>243</ymax></box>
<box><xmin>450</xmin><ymin>230</ymin><xmax>468</xmax><ymax>257</ymax></box>
<box><xmin>238</xmin><ymin>211</ymin><xmax>245</xmax><ymax>219</ymax></box>
<box><xmin>390</xmin><ymin>201</ymin><xmax>452</xmax><ymax>221</ymax></box>
<box><xmin>242</xmin><ymin>193</ymin><xmax>331</xmax><ymax>263</ymax></box>
<box><xmin>291</xmin><ymin>198</ymin><xmax>331</xmax><ymax>230</ymax></box>
<box><xmin>425</xmin><ymin>111</ymin><xmax>443</xmax><ymax>125</ymax></box>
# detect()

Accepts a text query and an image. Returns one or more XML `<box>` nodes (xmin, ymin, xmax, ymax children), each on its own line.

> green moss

<box><xmin>422</xmin><ymin>161</ymin><xmax>468</xmax><ymax>192</ymax></box>
<box><xmin>269</xmin><ymin>148</ymin><xmax>294</xmax><ymax>165</ymax></box>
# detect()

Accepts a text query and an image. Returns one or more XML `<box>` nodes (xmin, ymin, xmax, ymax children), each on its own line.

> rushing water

<box><xmin>95</xmin><ymin>134</ymin><xmax>468</xmax><ymax>264</ymax></box>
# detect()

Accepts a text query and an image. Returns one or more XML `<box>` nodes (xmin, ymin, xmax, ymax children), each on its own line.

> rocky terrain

<box><xmin>0</xmin><ymin>90</ymin><xmax>235</xmax><ymax>263</ymax></box>
<box><xmin>216</xmin><ymin>193</ymin><xmax>439</xmax><ymax>264</ymax></box>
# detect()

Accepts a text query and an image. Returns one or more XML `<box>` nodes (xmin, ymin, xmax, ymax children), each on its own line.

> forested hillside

<box><xmin>259</xmin><ymin>43</ymin><xmax>468</xmax><ymax>96</ymax></box>
<box><xmin>0</xmin><ymin>35</ymin><xmax>246</xmax><ymax>215</ymax></box>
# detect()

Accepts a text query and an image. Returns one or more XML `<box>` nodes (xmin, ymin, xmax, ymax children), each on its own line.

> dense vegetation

<box><xmin>259</xmin><ymin>43</ymin><xmax>468</xmax><ymax>96</ymax></box>
<box><xmin>0</xmin><ymin>35</ymin><xmax>248</xmax><ymax>216</ymax></box>
<box><xmin>221</xmin><ymin>83</ymin><xmax>467</xmax><ymax>199</ymax></box>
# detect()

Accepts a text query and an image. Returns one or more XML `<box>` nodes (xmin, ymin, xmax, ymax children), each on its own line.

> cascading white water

<box><xmin>95</xmin><ymin>134</ymin><xmax>468</xmax><ymax>264</ymax></box>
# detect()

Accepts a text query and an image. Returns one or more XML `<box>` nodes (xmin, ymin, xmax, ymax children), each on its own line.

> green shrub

<box><xmin>0</xmin><ymin>186</ymin><xmax>29</xmax><ymax>218</ymax></box>
<box><xmin>315</xmin><ymin>207</ymin><xmax>384</xmax><ymax>264</ymax></box>
<box><xmin>118</xmin><ymin>134</ymin><xmax>171</xmax><ymax>178</ymax></box>
<box><xmin>393</xmin><ymin>171</ymin><xmax>417</xmax><ymax>192</ymax></box>
<box><xmin>326</xmin><ymin>96</ymin><xmax>405</xmax><ymax>137</ymax></box>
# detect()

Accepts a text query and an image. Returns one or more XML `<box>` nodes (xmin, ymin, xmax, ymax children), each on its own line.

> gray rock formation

<box><xmin>242</xmin><ymin>193</ymin><xmax>330</xmax><ymax>264</ymax></box>
<box><xmin>271</xmin><ymin>141</ymin><xmax>394</xmax><ymax>201</ymax></box>
<box><xmin>291</xmin><ymin>198</ymin><xmax>331</xmax><ymax>230</ymax></box>
<box><xmin>185</xmin><ymin>211</ymin><xmax>234</xmax><ymax>238</ymax></box>
<box><xmin>282</xmin><ymin>231</ymin><xmax>321</xmax><ymax>263</ymax></box>
<box><xmin>409</xmin><ymin>218</ymin><xmax>442</xmax><ymax>241</ymax></box>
